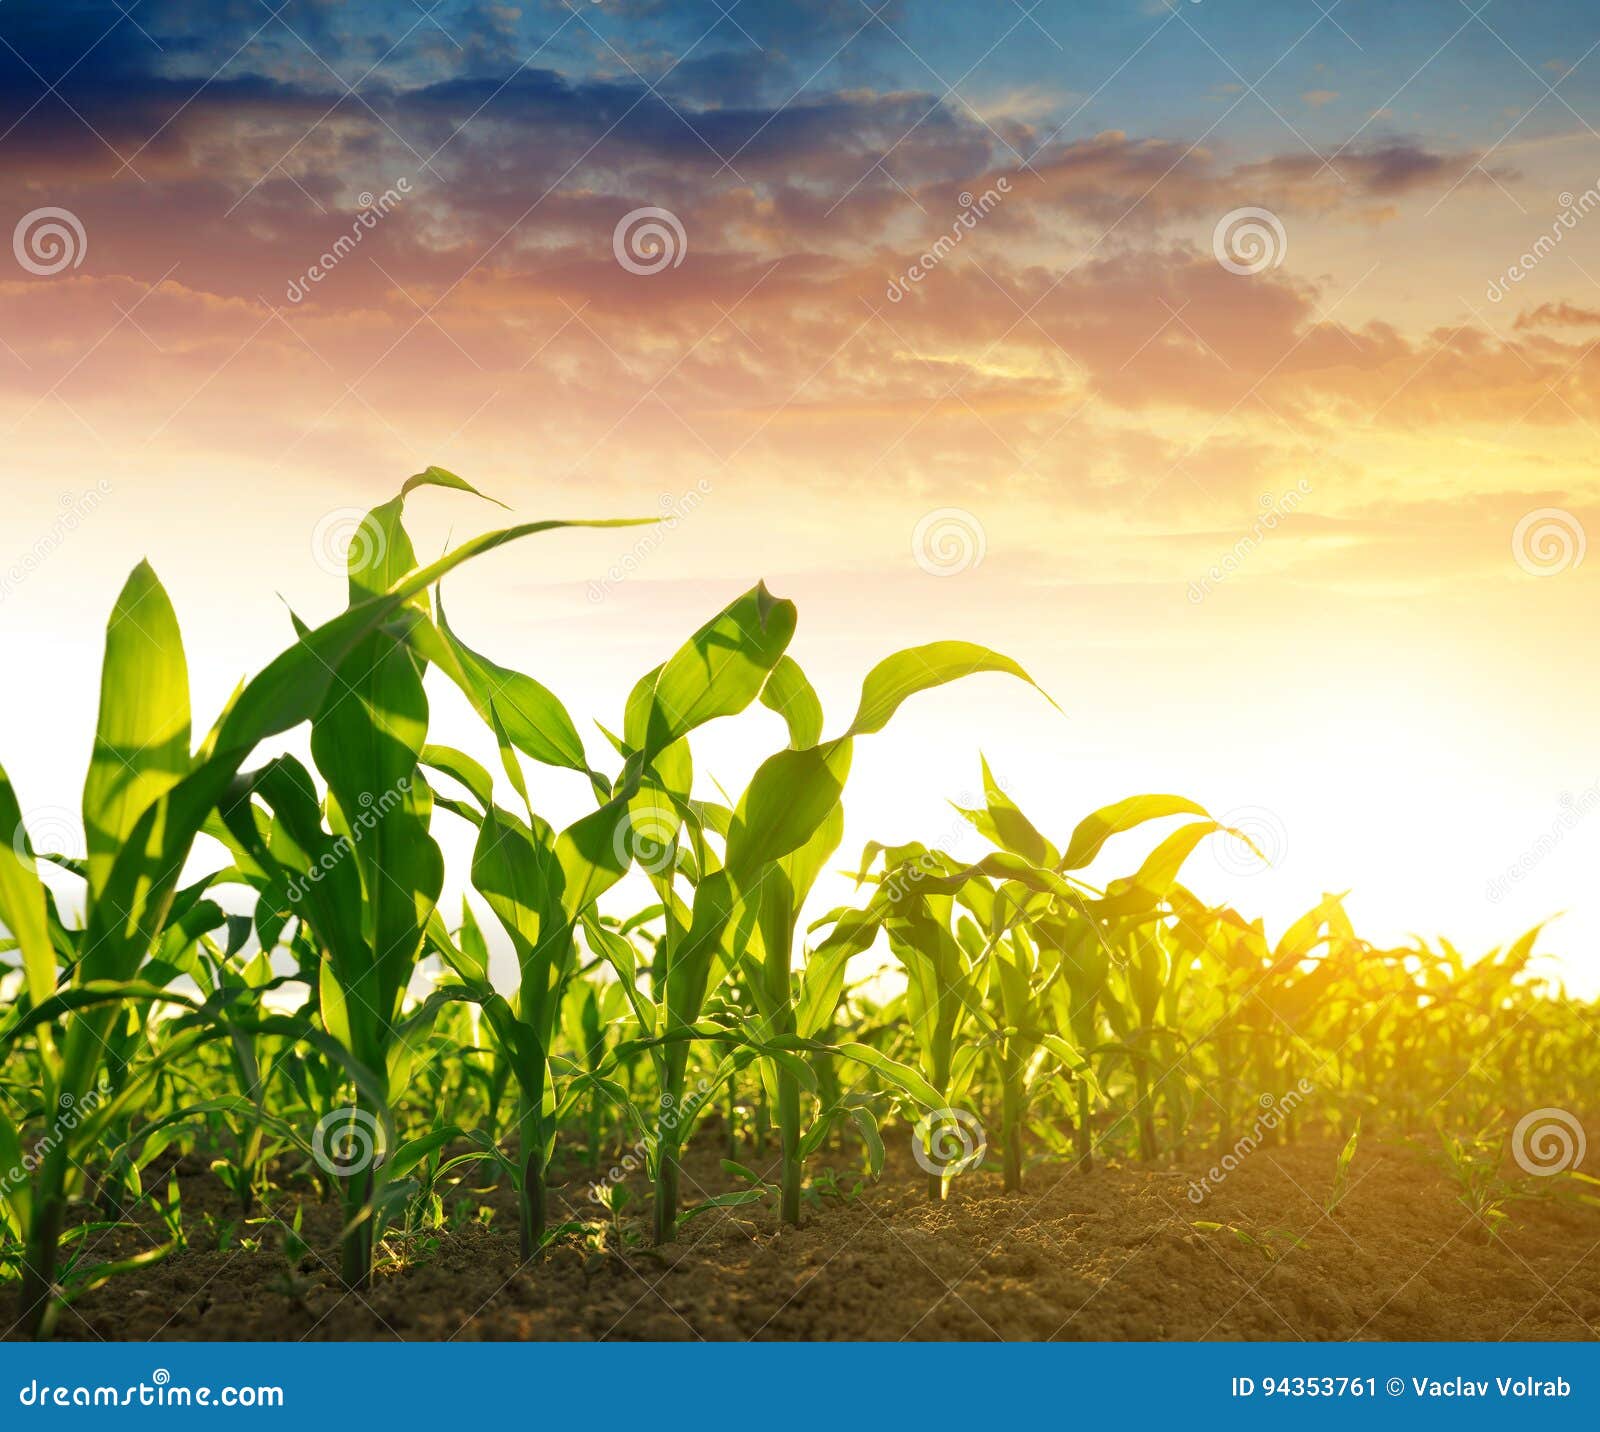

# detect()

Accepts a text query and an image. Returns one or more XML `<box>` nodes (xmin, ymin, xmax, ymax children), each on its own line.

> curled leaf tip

<box><xmin>402</xmin><ymin>465</ymin><xmax>511</xmax><ymax>511</ymax></box>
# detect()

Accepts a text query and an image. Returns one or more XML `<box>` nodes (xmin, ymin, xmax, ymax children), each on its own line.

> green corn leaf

<box><xmin>760</xmin><ymin>655</ymin><xmax>824</xmax><ymax>749</ymax></box>
<box><xmin>625</xmin><ymin>584</ymin><xmax>797</xmax><ymax>761</ymax></box>
<box><xmin>74</xmin><ymin>516</ymin><xmax>642</xmax><ymax>998</ymax></box>
<box><xmin>424</xmin><ymin>908</ymin><xmax>488</xmax><ymax>987</ymax></box>
<box><xmin>310</xmin><ymin>625</ymin><xmax>443</xmax><ymax>1028</ymax></box>
<box><xmin>419</xmin><ymin>744</ymin><xmax>496</xmax><ymax>813</ymax></box>
<box><xmin>1058</xmin><ymin>795</ymin><xmax>1210</xmax><ymax>872</ymax></box>
<box><xmin>420</xmin><ymin>591</ymin><xmax>591</xmax><ymax>777</ymax></box>
<box><xmin>0</xmin><ymin>763</ymin><xmax>59</xmax><ymax>1005</ymax></box>
<box><xmin>220</xmin><ymin>759</ymin><xmax>368</xmax><ymax>1007</ymax></box>
<box><xmin>679</xmin><ymin>1189</ymin><xmax>768</xmax><ymax>1224</ymax></box>
<box><xmin>0</xmin><ymin>1102</ymin><xmax>32</xmax><ymax>1227</ymax></box>
<box><xmin>385</xmin><ymin>1126</ymin><xmax>470</xmax><ymax>1181</ymax></box>
<box><xmin>319</xmin><ymin>958</ymin><xmax>353</xmax><ymax>1053</ymax></box>
<box><xmin>844</xmin><ymin>641</ymin><xmax>1048</xmax><ymax>738</ymax></box>
<box><xmin>849</xmin><ymin>1105</ymin><xmax>886</xmax><ymax>1177</ymax></box>
<box><xmin>214</xmin><ymin>517</ymin><xmax>649</xmax><ymax>757</ymax></box>
<box><xmin>1092</xmin><ymin>820</ymin><xmax>1230</xmax><ymax>918</ymax></box>
<box><xmin>833</xmin><ymin>1042</ymin><xmax>945</xmax><ymax>1110</ymax></box>
<box><xmin>583</xmin><ymin>916</ymin><xmax>657</xmax><ymax>1037</ymax></box>
<box><xmin>400</xmin><ymin>465</ymin><xmax>508</xmax><ymax>508</ymax></box>
<box><xmin>796</xmin><ymin>941</ymin><xmax>854</xmax><ymax>1039</ymax></box>
<box><xmin>725</xmin><ymin>740</ymin><xmax>854</xmax><ymax>889</ymax></box>
<box><xmin>551</xmin><ymin>790</ymin><xmax>652</xmax><ymax>925</ymax></box>
<box><xmin>980</xmin><ymin>754</ymin><xmax>1057</xmax><ymax>865</ymax></box>
<box><xmin>82</xmin><ymin>562</ymin><xmax>192</xmax><ymax>905</ymax></box>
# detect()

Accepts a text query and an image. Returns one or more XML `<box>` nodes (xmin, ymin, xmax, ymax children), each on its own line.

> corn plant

<box><xmin>641</xmin><ymin>641</ymin><xmax>1047</xmax><ymax>1236</ymax></box>
<box><xmin>0</xmin><ymin>470</ymin><xmax>647</xmax><ymax>1313</ymax></box>
<box><xmin>0</xmin><ymin>473</ymin><xmax>1596</xmax><ymax>1336</ymax></box>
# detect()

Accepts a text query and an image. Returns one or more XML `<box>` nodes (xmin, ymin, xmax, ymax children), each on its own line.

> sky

<box><xmin>0</xmin><ymin>0</ymin><xmax>1597</xmax><ymax>990</ymax></box>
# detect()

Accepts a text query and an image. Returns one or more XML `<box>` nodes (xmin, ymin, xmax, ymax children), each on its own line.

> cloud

<box><xmin>1</xmin><ymin>0</ymin><xmax>1597</xmax><ymax>593</ymax></box>
<box><xmin>1514</xmin><ymin>301</ymin><xmax>1600</xmax><ymax>329</ymax></box>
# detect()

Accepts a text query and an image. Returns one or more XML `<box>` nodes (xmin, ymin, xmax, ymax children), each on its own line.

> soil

<box><xmin>11</xmin><ymin>1132</ymin><xmax>1600</xmax><ymax>1342</ymax></box>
